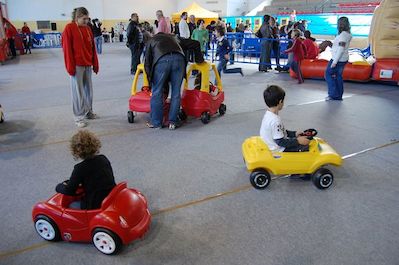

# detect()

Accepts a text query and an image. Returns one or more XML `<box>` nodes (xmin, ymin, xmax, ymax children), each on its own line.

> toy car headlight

<box><xmin>119</xmin><ymin>216</ymin><xmax>129</xmax><ymax>228</ymax></box>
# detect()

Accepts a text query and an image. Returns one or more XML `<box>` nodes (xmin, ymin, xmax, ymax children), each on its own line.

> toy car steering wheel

<box><xmin>300</xmin><ymin>128</ymin><xmax>318</xmax><ymax>140</ymax></box>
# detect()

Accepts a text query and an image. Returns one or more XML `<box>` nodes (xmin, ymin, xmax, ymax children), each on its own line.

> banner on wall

<box><xmin>31</xmin><ymin>33</ymin><xmax>61</xmax><ymax>48</ymax></box>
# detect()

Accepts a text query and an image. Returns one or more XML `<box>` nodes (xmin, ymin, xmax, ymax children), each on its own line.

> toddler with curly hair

<box><xmin>55</xmin><ymin>130</ymin><xmax>116</xmax><ymax>209</ymax></box>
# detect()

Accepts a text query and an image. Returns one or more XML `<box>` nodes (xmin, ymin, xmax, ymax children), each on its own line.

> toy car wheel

<box><xmin>250</xmin><ymin>170</ymin><xmax>271</xmax><ymax>189</ymax></box>
<box><xmin>92</xmin><ymin>228</ymin><xmax>122</xmax><ymax>255</ymax></box>
<box><xmin>219</xmin><ymin>104</ymin><xmax>226</xmax><ymax>116</ymax></box>
<box><xmin>312</xmin><ymin>168</ymin><xmax>334</xmax><ymax>189</ymax></box>
<box><xmin>200</xmin><ymin>112</ymin><xmax>210</xmax><ymax>124</ymax></box>
<box><xmin>178</xmin><ymin>109</ymin><xmax>187</xmax><ymax>121</ymax></box>
<box><xmin>34</xmin><ymin>215</ymin><xmax>61</xmax><ymax>241</ymax></box>
<box><xmin>127</xmin><ymin>111</ymin><xmax>135</xmax><ymax>123</ymax></box>
<box><xmin>0</xmin><ymin>105</ymin><xmax>4</xmax><ymax>123</ymax></box>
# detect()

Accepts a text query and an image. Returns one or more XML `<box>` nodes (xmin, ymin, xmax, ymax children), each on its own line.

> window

<box><xmin>37</xmin><ymin>20</ymin><xmax>51</xmax><ymax>30</ymax></box>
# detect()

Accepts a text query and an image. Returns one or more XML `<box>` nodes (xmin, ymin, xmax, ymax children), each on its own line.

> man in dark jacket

<box><xmin>92</xmin><ymin>18</ymin><xmax>103</xmax><ymax>54</ymax></box>
<box><xmin>144</xmin><ymin>33</ymin><xmax>203</xmax><ymax>130</ymax></box>
<box><xmin>126</xmin><ymin>13</ymin><xmax>140</xmax><ymax>74</ymax></box>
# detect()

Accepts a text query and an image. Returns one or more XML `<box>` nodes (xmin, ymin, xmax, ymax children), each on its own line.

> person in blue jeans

<box><xmin>214</xmin><ymin>25</ymin><xmax>243</xmax><ymax>85</ymax></box>
<box><xmin>325</xmin><ymin>17</ymin><xmax>352</xmax><ymax>101</ymax></box>
<box><xmin>144</xmin><ymin>34</ymin><xmax>186</xmax><ymax>130</ymax></box>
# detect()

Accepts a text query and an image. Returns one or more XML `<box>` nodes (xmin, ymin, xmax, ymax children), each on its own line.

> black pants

<box><xmin>129</xmin><ymin>44</ymin><xmax>140</xmax><ymax>74</ymax></box>
<box><xmin>9</xmin><ymin>39</ymin><xmax>17</xmax><ymax>57</ymax></box>
<box><xmin>284</xmin><ymin>144</ymin><xmax>309</xmax><ymax>152</ymax></box>
<box><xmin>119</xmin><ymin>34</ymin><xmax>124</xmax><ymax>42</ymax></box>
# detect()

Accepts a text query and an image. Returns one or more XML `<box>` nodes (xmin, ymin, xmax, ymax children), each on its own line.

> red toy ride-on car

<box><xmin>181</xmin><ymin>61</ymin><xmax>226</xmax><ymax>124</ymax></box>
<box><xmin>128</xmin><ymin>64</ymin><xmax>170</xmax><ymax>125</ymax></box>
<box><xmin>32</xmin><ymin>182</ymin><xmax>151</xmax><ymax>255</ymax></box>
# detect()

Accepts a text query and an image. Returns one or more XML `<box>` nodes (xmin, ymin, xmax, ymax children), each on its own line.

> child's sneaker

<box><xmin>75</xmin><ymin>121</ymin><xmax>87</xmax><ymax>128</ymax></box>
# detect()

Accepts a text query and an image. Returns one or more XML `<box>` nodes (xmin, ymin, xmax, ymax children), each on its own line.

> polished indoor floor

<box><xmin>0</xmin><ymin>43</ymin><xmax>398</xmax><ymax>265</ymax></box>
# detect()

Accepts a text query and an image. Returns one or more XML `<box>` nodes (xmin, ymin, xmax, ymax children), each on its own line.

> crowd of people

<box><xmin>59</xmin><ymin>6</ymin><xmax>351</xmax><ymax>129</ymax></box>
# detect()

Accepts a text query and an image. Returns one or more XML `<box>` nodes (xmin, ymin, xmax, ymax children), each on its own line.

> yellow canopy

<box><xmin>172</xmin><ymin>2</ymin><xmax>219</xmax><ymax>24</ymax></box>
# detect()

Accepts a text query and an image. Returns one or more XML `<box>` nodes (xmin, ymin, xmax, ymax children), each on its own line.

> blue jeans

<box><xmin>150</xmin><ymin>53</ymin><xmax>185</xmax><ymax>127</ymax></box>
<box><xmin>94</xmin><ymin>36</ymin><xmax>102</xmax><ymax>54</ymax></box>
<box><xmin>325</xmin><ymin>60</ymin><xmax>347</xmax><ymax>100</ymax></box>
<box><xmin>291</xmin><ymin>60</ymin><xmax>303</xmax><ymax>83</ymax></box>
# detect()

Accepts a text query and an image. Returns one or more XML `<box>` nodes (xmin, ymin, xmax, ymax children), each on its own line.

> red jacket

<box><xmin>62</xmin><ymin>22</ymin><xmax>99</xmax><ymax>76</ymax></box>
<box><xmin>21</xmin><ymin>26</ymin><xmax>31</xmax><ymax>35</ymax></box>
<box><xmin>285</xmin><ymin>38</ymin><xmax>307</xmax><ymax>62</ymax></box>
<box><xmin>5</xmin><ymin>27</ymin><xmax>17</xmax><ymax>39</ymax></box>
<box><xmin>303</xmin><ymin>38</ymin><xmax>319</xmax><ymax>59</ymax></box>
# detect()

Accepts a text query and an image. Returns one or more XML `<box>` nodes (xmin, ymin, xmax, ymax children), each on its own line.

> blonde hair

<box><xmin>70</xmin><ymin>130</ymin><xmax>101</xmax><ymax>160</ymax></box>
<box><xmin>292</xmin><ymin>29</ymin><xmax>301</xmax><ymax>38</ymax></box>
<box><xmin>72</xmin><ymin>7</ymin><xmax>89</xmax><ymax>22</ymax></box>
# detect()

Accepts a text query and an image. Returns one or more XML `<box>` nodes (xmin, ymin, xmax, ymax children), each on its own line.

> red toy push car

<box><xmin>181</xmin><ymin>61</ymin><xmax>226</xmax><ymax>124</ymax></box>
<box><xmin>128</xmin><ymin>64</ymin><xmax>170</xmax><ymax>125</ymax></box>
<box><xmin>32</xmin><ymin>182</ymin><xmax>151</xmax><ymax>255</ymax></box>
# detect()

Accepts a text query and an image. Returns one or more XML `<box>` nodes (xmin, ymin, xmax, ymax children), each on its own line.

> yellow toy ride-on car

<box><xmin>242</xmin><ymin>136</ymin><xmax>343</xmax><ymax>189</ymax></box>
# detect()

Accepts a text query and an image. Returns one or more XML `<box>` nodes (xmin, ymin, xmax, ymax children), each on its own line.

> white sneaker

<box><xmin>86</xmin><ymin>112</ymin><xmax>98</xmax><ymax>119</ymax></box>
<box><xmin>75</xmin><ymin>121</ymin><xmax>87</xmax><ymax>128</ymax></box>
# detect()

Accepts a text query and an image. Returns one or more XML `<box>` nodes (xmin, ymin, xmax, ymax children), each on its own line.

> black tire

<box><xmin>200</xmin><ymin>112</ymin><xmax>210</xmax><ymax>124</ymax></box>
<box><xmin>92</xmin><ymin>228</ymin><xmax>122</xmax><ymax>255</ymax></box>
<box><xmin>34</xmin><ymin>215</ymin><xmax>61</xmax><ymax>242</ymax></box>
<box><xmin>250</xmin><ymin>169</ymin><xmax>271</xmax><ymax>189</ymax></box>
<box><xmin>127</xmin><ymin>111</ymin><xmax>134</xmax><ymax>123</ymax></box>
<box><xmin>178</xmin><ymin>109</ymin><xmax>187</xmax><ymax>121</ymax></box>
<box><xmin>312</xmin><ymin>168</ymin><xmax>334</xmax><ymax>189</ymax></box>
<box><xmin>219</xmin><ymin>104</ymin><xmax>226</xmax><ymax>116</ymax></box>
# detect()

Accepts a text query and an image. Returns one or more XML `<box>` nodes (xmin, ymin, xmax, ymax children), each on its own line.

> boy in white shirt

<box><xmin>260</xmin><ymin>85</ymin><xmax>310</xmax><ymax>152</ymax></box>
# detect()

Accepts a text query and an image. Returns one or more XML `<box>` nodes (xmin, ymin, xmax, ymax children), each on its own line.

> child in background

<box><xmin>260</xmin><ymin>85</ymin><xmax>310</xmax><ymax>152</ymax></box>
<box><xmin>284</xmin><ymin>29</ymin><xmax>307</xmax><ymax>84</ymax></box>
<box><xmin>214</xmin><ymin>25</ymin><xmax>243</xmax><ymax>85</ymax></box>
<box><xmin>55</xmin><ymin>130</ymin><xmax>116</xmax><ymax>209</ymax></box>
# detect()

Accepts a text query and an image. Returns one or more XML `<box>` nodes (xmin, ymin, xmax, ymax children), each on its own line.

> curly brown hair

<box><xmin>70</xmin><ymin>130</ymin><xmax>101</xmax><ymax>160</ymax></box>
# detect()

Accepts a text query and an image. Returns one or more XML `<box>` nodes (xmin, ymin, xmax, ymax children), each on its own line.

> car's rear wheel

<box><xmin>312</xmin><ymin>168</ymin><xmax>334</xmax><ymax>189</ymax></box>
<box><xmin>92</xmin><ymin>228</ymin><xmax>122</xmax><ymax>255</ymax></box>
<box><xmin>219</xmin><ymin>104</ymin><xmax>226</xmax><ymax>116</ymax></box>
<box><xmin>250</xmin><ymin>169</ymin><xmax>271</xmax><ymax>189</ymax></box>
<box><xmin>200</xmin><ymin>112</ymin><xmax>211</xmax><ymax>124</ymax></box>
<box><xmin>34</xmin><ymin>215</ymin><xmax>61</xmax><ymax>241</ymax></box>
<box><xmin>127</xmin><ymin>111</ymin><xmax>135</xmax><ymax>123</ymax></box>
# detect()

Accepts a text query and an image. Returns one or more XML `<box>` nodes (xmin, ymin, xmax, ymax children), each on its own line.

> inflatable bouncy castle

<box><xmin>369</xmin><ymin>0</ymin><xmax>399</xmax><ymax>84</ymax></box>
<box><xmin>291</xmin><ymin>0</ymin><xmax>399</xmax><ymax>85</ymax></box>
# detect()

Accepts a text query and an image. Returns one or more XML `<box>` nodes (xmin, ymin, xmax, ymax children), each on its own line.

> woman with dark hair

<box><xmin>62</xmin><ymin>7</ymin><xmax>99</xmax><ymax>127</ymax></box>
<box><xmin>303</xmin><ymin>30</ymin><xmax>318</xmax><ymax>59</ymax></box>
<box><xmin>257</xmin><ymin>14</ymin><xmax>273</xmax><ymax>72</ymax></box>
<box><xmin>325</xmin><ymin>16</ymin><xmax>352</xmax><ymax>101</ymax></box>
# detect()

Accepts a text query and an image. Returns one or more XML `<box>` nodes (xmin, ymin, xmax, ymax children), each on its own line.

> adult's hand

<box><xmin>331</xmin><ymin>62</ymin><xmax>337</xmax><ymax>68</ymax></box>
<box><xmin>224</xmin><ymin>54</ymin><xmax>229</xmax><ymax>60</ymax></box>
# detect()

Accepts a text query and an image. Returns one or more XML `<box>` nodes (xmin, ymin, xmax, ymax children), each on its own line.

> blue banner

<box><xmin>31</xmin><ymin>33</ymin><xmax>62</xmax><ymax>48</ymax></box>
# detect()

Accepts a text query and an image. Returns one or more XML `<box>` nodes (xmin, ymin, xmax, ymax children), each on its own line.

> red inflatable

<box><xmin>372</xmin><ymin>58</ymin><xmax>399</xmax><ymax>84</ymax></box>
<box><xmin>290</xmin><ymin>59</ymin><xmax>372</xmax><ymax>82</ymax></box>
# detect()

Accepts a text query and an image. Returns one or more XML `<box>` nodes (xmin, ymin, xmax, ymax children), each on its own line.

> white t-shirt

<box><xmin>260</xmin><ymin>111</ymin><xmax>286</xmax><ymax>152</ymax></box>
<box><xmin>179</xmin><ymin>19</ymin><xmax>190</xmax><ymax>39</ymax></box>
<box><xmin>331</xmin><ymin>31</ymin><xmax>352</xmax><ymax>64</ymax></box>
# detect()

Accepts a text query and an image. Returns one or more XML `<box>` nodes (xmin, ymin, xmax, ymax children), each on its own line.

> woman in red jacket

<box><xmin>62</xmin><ymin>7</ymin><xmax>99</xmax><ymax>128</ymax></box>
<box><xmin>284</xmin><ymin>29</ymin><xmax>306</xmax><ymax>84</ymax></box>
